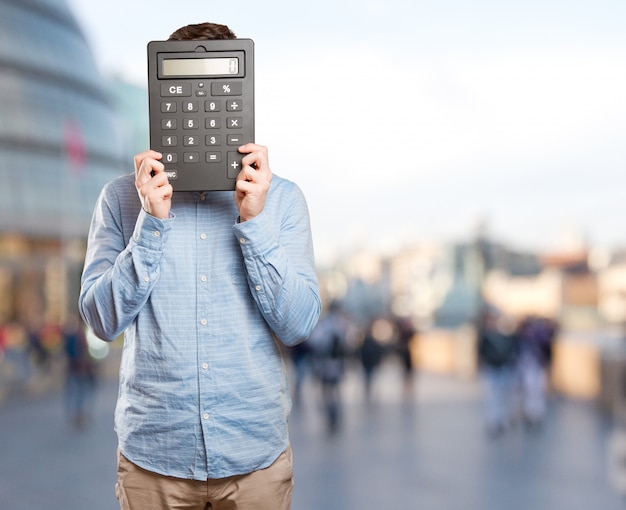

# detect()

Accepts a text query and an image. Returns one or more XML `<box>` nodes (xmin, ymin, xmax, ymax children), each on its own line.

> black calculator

<box><xmin>147</xmin><ymin>39</ymin><xmax>254</xmax><ymax>191</ymax></box>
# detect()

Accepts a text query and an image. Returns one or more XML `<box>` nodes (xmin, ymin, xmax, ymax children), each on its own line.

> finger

<box><xmin>237</xmin><ymin>164</ymin><xmax>257</xmax><ymax>183</ymax></box>
<box><xmin>134</xmin><ymin>150</ymin><xmax>162</xmax><ymax>173</ymax></box>
<box><xmin>136</xmin><ymin>158</ymin><xmax>165</xmax><ymax>189</ymax></box>
<box><xmin>235</xmin><ymin>178</ymin><xmax>253</xmax><ymax>195</ymax></box>
<box><xmin>237</xmin><ymin>142</ymin><xmax>265</xmax><ymax>155</ymax></box>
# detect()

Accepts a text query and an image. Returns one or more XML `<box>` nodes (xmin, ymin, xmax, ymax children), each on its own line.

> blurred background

<box><xmin>1</xmin><ymin>0</ymin><xmax>626</xmax><ymax>508</ymax></box>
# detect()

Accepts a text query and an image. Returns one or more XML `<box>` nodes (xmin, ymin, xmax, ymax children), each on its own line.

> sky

<box><xmin>67</xmin><ymin>0</ymin><xmax>626</xmax><ymax>265</ymax></box>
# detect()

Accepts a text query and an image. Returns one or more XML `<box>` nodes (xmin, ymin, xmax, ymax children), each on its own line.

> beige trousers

<box><xmin>115</xmin><ymin>446</ymin><xmax>293</xmax><ymax>510</ymax></box>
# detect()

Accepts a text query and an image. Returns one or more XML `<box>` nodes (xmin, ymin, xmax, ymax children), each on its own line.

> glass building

<box><xmin>0</xmin><ymin>0</ymin><xmax>127</xmax><ymax>331</ymax></box>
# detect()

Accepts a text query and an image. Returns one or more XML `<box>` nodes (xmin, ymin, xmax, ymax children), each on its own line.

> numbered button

<box><xmin>162</xmin><ymin>119</ymin><xmax>177</xmax><ymax>130</ymax></box>
<box><xmin>205</xmin><ymin>117</ymin><xmax>221</xmax><ymax>129</ymax></box>
<box><xmin>161</xmin><ymin>101</ymin><xmax>177</xmax><ymax>113</ymax></box>
<box><xmin>206</xmin><ymin>135</ymin><xmax>222</xmax><ymax>146</ymax></box>
<box><xmin>184</xmin><ymin>136</ymin><xmax>199</xmax><ymax>146</ymax></box>
<box><xmin>163</xmin><ymin>153</ymin><xmax>178</xmax><ymax>163</ymax></box>
<box><xmin>162</xmin><ymin>135</ymin><xmax>178</xmax><ymax>147</ymax></box>
<box><xmin>183</xmin><ymin>101</ymin><xmax>199</xmax><ymax>112</ymax></box>
<box><xmin>205</xmin><ymin>100</ymin><xmax>221</xmax><ymax>112</ymax></box>
<box><xmin>183</xmin><ymin>118</ymin><xmax>199</xmax><ymax>129</ymax></box>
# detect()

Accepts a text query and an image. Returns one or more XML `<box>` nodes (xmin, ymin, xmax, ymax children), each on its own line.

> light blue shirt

<box><xmin>79</xmin><ymin>173</ymin><xmax>321</xmax><ymax>480</ymax></box>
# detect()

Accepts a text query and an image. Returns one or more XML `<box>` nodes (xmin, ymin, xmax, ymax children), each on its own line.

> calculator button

<box><xmin>206</xmin><ymin>135</ymin><xmax>222</xmax><ymax>146</ymax></box>
<box><xmin>162</xmin><ymin>135</ymin><xmax>178</xmax><ymax>146</ymax></box>
<box><xmin>196</xmin><ymin>90</ymin><xmax>207</xmax><ymax>97</ymax></box>
<box><xmin>162</xmin><ymin>119</ymin><xmax>177</xmax><ymax>130</ymax></box>
<box><xmin>226</xmin><ymin>100</ymin><xmax>242</xmax><ymax>112</ymax></box>
<box><xmin>205</xmin><ymin>100</ymin><xmax>221</xmax><ymax>112</ymax></box>
<box><xmin>183</xmin><ymin>118</ymin><xmax>199</xmax><ymax>129</ymax></box>
<box><xmin>160</xmin><ymin>83</ymin><xmax>192</xmax><ymax>97</ymax></box>
<box><xmin>163</xmin><ymin>153</ymin><xmax>178</xmax><ymax>163</ymax></box>
<box><xmin>184</xmin><ymin>152</ymin><xmax>200</xmax><ymax>163</ymax></box>
<box><xmin>165</xmin><ymin>170</ymin><xmax>178</xmax><ymax>180</ymax></box>
<box><xmin>183</xmin><ymin>135</ymin><xmax>199</xmax><ymax>146</ymax></box>
<box><xmin>227</xmin><ymin>118</ymin><xmax>242</xmax><ymax>129</ymax></box>
<box><xmin>211</xmin><ymin>82</ymin><xmax>242</xmax><ymax>96</ymax></box>
<box><xmin>161</xmin><ymin>101</ymin><xmax>177</xmax><ymax>113</ymax></box>
<box><xmin>205</xmin><ymin>117</ymin><xmax>221</xmax><ymax>129</ymax></box>
<box><xmin>227</xmin><ymin>152</ymin><xmax>242</xmax><ymax>178</ymax></box>
<box><xmin>206</xmin><ymin>152</ymin><xmax>222</xmax><ymax>163</ymax></box>
<box><xmin>227</xmin><ymin>134</ymin><xmax>243</xmax><ymax>146</ymax></box>
<box><xmin>183</xmin><ymin>101</ymin><xmax>199</xmax><ymax>112</ymax></box>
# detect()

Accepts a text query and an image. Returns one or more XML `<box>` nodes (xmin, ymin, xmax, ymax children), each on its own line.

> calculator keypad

<box><xmin>150</xmin><ymin>78</ymin><xmax>253</xmax><ymax>191</ymax></box>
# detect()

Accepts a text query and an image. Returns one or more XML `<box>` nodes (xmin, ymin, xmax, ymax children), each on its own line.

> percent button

<box><xmin>211</xmin><ymin>82</ymin><xmax>242</xmax><ymax>96</ymax></box>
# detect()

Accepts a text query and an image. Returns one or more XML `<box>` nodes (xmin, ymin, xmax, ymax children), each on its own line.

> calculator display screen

<box><xmin>162</xmin><ymin>57</ymin><xmax>239</xmax><ymax>77</ymax></box>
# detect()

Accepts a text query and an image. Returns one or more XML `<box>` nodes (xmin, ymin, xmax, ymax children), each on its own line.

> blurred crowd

<box><xmin>474</xmin><ymin>306</ymin><xmax>557</xmax><ymax>437</ymax></box>
<box><xmin>0</xmin><ymin>315</ymin><xmax>98</xmax><ymax>429</ymax></box>
<box><xmin>287</xmin><ymin>300</ymin><xmax>419</xmax><ymax>434</ymax></box>
<box><xmin>287</xmin><ymin>300</ymin><xmax>559</xmax><ymax>438</ymax></box>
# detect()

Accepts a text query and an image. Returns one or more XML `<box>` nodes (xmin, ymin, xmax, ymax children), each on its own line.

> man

<box><xmin>79</xmin><ymin>22</ymin><xmax>321</xmax><ymax>510</ymax></box>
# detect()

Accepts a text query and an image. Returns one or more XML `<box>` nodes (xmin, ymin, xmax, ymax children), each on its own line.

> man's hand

<box><xmin>234</xmin><ymin>143</ymin><xmax>272</xmax><ymax>222</ymax></box>
<box><xmin>134</xmin><ymin>150</ymin><xmax>172</xmax><ymax>220</ymax></box>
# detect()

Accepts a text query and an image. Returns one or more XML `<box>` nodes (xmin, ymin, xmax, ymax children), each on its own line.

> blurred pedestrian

<box><xmin>63</xmin><ymin>314</ymin><xmax>97</xmax><ymax>429</ymax></box>
<box><xmin>515</xmin><ymin>315</ymin><xmax>557</xmax><ymax>429</ymax></box>
<box><xmin>476</xmin><ymin>306</ymin><xmax>520</xmax><ymax>437</ymax></box>
<box><xmin>394</xmin><ymin>316</ymin><xmax>417</xmax><ymax>397</ymax></box>
<box><xmin>359</xmin><ymin>319</ymin><xmax>386</xmax><ymax>402</ymax></box>
<box><xmin>26</xmin><ymin>317</ymin><xmax>49</xmax><ymax>371</ymax></box>
<box><xmin>287</xmin><ymin>339</ymin><xmax>311</xmax><ymax>409</ymax></box>
<box><xmin>309</xmin><ymin>301</ymin><xmax>354</xmax><ymax>433</ymax></box>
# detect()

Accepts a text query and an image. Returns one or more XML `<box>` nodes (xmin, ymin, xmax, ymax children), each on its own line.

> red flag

<box><xmin>64</xmin><ymin>118</ymin><xmax>87</xmax><ymax>177</ymax></box>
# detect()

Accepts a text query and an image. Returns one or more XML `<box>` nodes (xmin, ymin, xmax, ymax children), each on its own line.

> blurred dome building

<box><xmin>0</xmin><ymin>0</ymin><xmax>126</xmax><ymax>328</ymax></box>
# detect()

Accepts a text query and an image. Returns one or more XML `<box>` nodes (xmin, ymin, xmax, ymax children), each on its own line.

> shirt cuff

<box><xmin>132</xmin><ymin>208</ymin><xmax>172</xmax><ymax>249</ymax></box>
<box><xmin>233</xmin><ymin>210</ymin><xmax>275</xmax><ymax>256</ymax></box>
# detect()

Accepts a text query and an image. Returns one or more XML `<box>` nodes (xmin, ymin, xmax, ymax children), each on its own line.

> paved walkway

<box><xmin>0</xmin><ymin>358</ymin><xmax>624</xmax><ymax>509</ymax></box>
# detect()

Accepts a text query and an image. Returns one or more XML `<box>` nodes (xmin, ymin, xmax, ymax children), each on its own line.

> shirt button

<box><xmin>239</xmin><ymin>237</ymin><xmax>247</xmax><ymax>244</ymax></box>
<box><xmin>200</xmin><ymin>319</ymin><xmax>207</xmax><ymax>326</ymax></box>
<box><xmin>200</xmin><ymin>275</ymin><xmax>207</xmax><ymax>282</ymax></box>
<box><xmin>202</xmin><ymin>363</ymin><xmax>209</xmax><ymax>370</ymax></box>
<box><xmin>203</xmin><ymin>413</ymin><xmax>209</xmax><ymax>420</ymax></box>
<box><xmin>255</xmin><ymin>285</ymin><xmax>262</xmax><ymax>291</ymax></box>
<box><xmin>144</xmin><ymin>276</ymin><xmax>149</xmax><ymax>283</ymax></box>
<box><xmin>200</xmin><ymin>233</ymin><xmax>207</xmax><ymax>240</ymax></box>
<box><xmin>153</xmin><ymin>230</ymin><xmax>161</xmax><ymax>237</ymax></box>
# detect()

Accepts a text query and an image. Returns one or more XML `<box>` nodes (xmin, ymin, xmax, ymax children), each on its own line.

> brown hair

<box><xmin>168</xmin><ymin>22</ymin><xmax>236</xmax><ymax>41</ymax></box>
